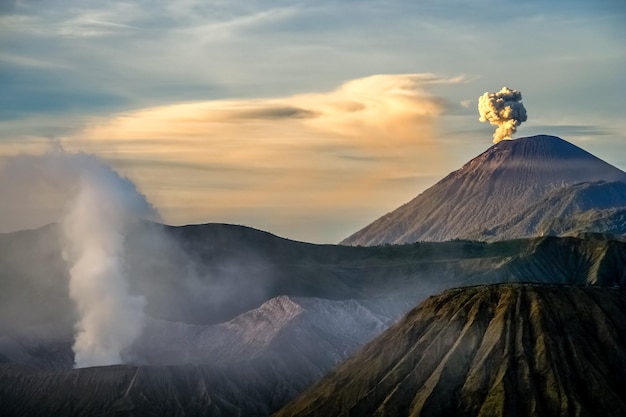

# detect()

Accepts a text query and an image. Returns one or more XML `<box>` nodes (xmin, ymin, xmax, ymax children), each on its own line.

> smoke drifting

<box><xmin>62</xmin><ymin>154</ymin><xmax>158</xmax><ymax>368</ymax></box>
<box><xmin>478</xmin><ymin>87</ymin><xmax>527</xmax><ymax>143</ymax></box>
<box><xmin>0</xmin><ymin>150</ymin><xmax>158</xmax><ymax>368</ymax></box>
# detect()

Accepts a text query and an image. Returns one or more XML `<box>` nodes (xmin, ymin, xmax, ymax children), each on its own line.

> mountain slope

<box><xmin>342</xmin><ymin>135</ymin><xmax>626</xmax><ymax>245</ymax></box>
<box><xmin>0</xmin><ymin>363</ymin><xmax>280</xmax><ymax>417</ymax></box>
<box><xmin>0</xmin><ymin>296</ymin><xmax>415</xmax><ymax>417</ymax></box>
<box><xmin>274</xmin><ymin>284</ymin><xmax>626</xmax><ymax>417</ymax></box>
<box><xmin>3</xmin><ymin>224</ymin><xmax>626</xmax><ymax>416</ymax></box>
<box><xmin>4</xmin><ymin>223</ymin><xmax>626</xmax><ymax>333</ymax></box>
<box><xmin>0</xmin><ymin>295</ymin><xmax>415</xmax><ymax>370</ymax></box>
<box><xmin>552</xmin><ymin>207</ymin><xmax>626</xmax><ymax>238</ymax></box>
<box><xmin>471</xmin><ymin>180</ymin><xmax>626</xmax><ymax>240</ymax></box>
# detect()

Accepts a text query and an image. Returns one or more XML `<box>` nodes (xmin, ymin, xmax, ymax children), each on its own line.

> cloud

<box><xmin>231</xmin><ymin>106</ymin><xmax>318</xmax><ymax>120</ymax></box>
<box><xmin>1</xmin><ymin>0</ymin><xmax>622</xmax><ymax>136</ymax></box>
<box><xmin>1</xmin><ymin>1</ymin><xmax>623</xmax><ymax>241</ymax></box>
<box><xmin>39</xmin><ymin>73</ymin><xmax>460</xmax><ymax>242</ymax></box>
<box><xmin>0</xmin><ymin>0</ymin><xmax>17</xmax><ymax>15</ymax></box>
<box><xmin>78</xmin><ymin>73</ymin><xmax>457</xmax><ymax>143</ymax></box>
<box><xmin>0</xmin><ymin>52</ymin><xmax>70</xmax><ymax>69</ymax></box>
<box><xmin>294</xmin><ymin>74</ymin><xmax>456</xmax><ymax>146</ymax></box>
<box><xmin>0</xmin><ymin>2</ymin><xmax>143</xmax><ymax>38</ymax></box>
<box><xmin>527</xmin><ymin>124</ymin><xmax>612</xmax><ymax>137</ymax></box>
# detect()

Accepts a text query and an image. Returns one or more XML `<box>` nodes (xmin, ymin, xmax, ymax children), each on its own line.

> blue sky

<box><xmin>0</xmin><ymin>0</ymin><xmax>624</xmax><ymax>242</ymax></box>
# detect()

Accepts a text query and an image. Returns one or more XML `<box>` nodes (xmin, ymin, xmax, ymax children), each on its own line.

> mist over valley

<box><xmin>1</xmin><ymin>133</ymin><xmax>626</xmax><ymax>416</ymax></box>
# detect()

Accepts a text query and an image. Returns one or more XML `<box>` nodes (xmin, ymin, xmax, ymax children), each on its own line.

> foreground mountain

<box><xmin>342</xmin><ymin>135</ymin><xmax>626</xmax><ymax>245</ymax></box>
<box><xmin>275</xmin><ymin>284</ymin><xmax>626</xmax><ymax>417</ymax></box>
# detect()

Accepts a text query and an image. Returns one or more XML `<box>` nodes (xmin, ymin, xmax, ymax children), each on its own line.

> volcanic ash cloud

<box><xmin>478</xmin><ymin>87</ymin><xmax>528</xmax><ymax>143</ymax></box>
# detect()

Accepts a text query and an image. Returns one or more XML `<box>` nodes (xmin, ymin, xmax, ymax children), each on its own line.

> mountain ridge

<box><xmin>3</xmin><ymin>223</ymin><xmax>626</xmax><ymax>334</ymax></box>
<box><xmin>3</xmin><ymin>223</ymin><xmax>626</xmax><ymax>416</ymax></box>
<box><xmin>471</xmin><ymin>180</ymin><xmax>626</xmax><ymax>240</ymax></box>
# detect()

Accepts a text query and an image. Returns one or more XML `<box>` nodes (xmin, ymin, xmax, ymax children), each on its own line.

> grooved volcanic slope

<box><xmin>472</xmin><ymin>180</ymin><xmax>626</xmax><ymax>240</ymax></box>
<box><xmin>342</xmin><ymin>135</ymin><xmax>626</xmax><ymax>245</ymax></box>
<box><xmin>274</xmin><ymin>284</ymin><xmax>626</xmax><ymax>417</ymax></box>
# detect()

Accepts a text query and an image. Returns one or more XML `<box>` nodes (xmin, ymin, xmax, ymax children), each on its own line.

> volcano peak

<box><xmin>342</xmin><ymin>135</ymin><xmax>626</xmax><ymax>245</ymax></box>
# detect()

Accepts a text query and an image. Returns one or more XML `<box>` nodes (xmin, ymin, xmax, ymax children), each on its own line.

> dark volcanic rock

<box><xmin>0</xmin><ymin>363</ymin><xmax>282</xmax><ymax>417</ymax></box>
<box><xmin>274</xmin><ymin>284</ymin><xmax>626</xmax><ymax>417</ymax></box>
<box><xmin>342</xmin><ymin>135</ymin><xmax>626</xmax><ymax>245</ymax></box>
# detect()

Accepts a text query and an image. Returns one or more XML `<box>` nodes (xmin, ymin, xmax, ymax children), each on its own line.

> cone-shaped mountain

<box><xmin>342</xmin><ymin>135</ymin><xmax>626</xmax><ymax>245</ymax></box>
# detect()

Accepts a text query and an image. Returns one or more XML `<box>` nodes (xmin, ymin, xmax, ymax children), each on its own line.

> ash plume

<box><xmin>478</xmin><ymin>87</ymin><xmax>527</xmax><ymax>143</ymax></box>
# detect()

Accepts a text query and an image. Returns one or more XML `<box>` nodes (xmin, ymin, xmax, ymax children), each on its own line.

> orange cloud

<box><xmin>4</xmin><ymin>74</ymin><xmax>463</xmax><ymax>242</ymax></box>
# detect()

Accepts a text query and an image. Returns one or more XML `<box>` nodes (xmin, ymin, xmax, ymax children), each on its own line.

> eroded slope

<box><xmin>275</xmin><ymin>284</ymin><xmax>626</xmax><ymax>417</ymax></box>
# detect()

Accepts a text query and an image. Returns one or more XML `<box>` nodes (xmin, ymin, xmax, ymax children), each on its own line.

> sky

<box><xmin>0</xmin><ymin>0</ymin><xmax>624</xmax><ymax>243</ymax></box>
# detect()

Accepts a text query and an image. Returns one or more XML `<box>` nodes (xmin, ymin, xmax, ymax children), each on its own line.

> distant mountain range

<box><xmin>2</xmin><ymin>222</ymin><xmax>626</xmax><ymax>416</ymax></box>
<box><xmin>342</xmin><ymin>135</ymin><xmax>626</xmax><ymax>245</ymax></box>
<box><xmin>3</xmin><ymin>223</ymin><xmax>626</xmax><ymax>335</ymax></box>
<box><xmin>275</xmin><ymin>284</ymin><xmax>626</xmax><ymax>417</ymax></box>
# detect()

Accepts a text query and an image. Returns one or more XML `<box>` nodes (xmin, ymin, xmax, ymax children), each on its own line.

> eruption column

<box><xmin>478</xmin><ymin>87</ymin><xmax>527</xmax><ymax>143</ymax></box>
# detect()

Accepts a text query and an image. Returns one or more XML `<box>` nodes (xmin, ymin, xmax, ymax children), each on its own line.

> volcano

<box><xmin>4</xmin><ymin>224</ymin><xmax>626</xmax><ymax>416</ymax></box>
<box><xmin>274</xmin><ymin>284</ymin><xmax>626</xmax><ymax>417</ymax></box>
<box><xmin>342</xmin><ymin>135</ymin><xmax>626</xmax><ymax>245</ymax></box>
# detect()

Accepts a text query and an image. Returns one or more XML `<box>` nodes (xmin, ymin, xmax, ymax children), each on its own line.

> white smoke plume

<box><xmin>478</xmin><ymin>87</ymin><xmax>528</xmax><ymax>143</ymax></box>
<box><xmin>62</xmin><ymin>154</ymin><xmax>158</xmax><ymax>368</ymax></box>
<box><xmin>0</xmin><ymin>150</ymin><xmax>158</xmax><ymax>368</ymax></box>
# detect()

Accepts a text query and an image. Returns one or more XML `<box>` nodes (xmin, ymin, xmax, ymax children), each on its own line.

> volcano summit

<box><xmin>342</xmin><ymin>135</ymin><xmax>626</xmax><ymax>245</ymax></box>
